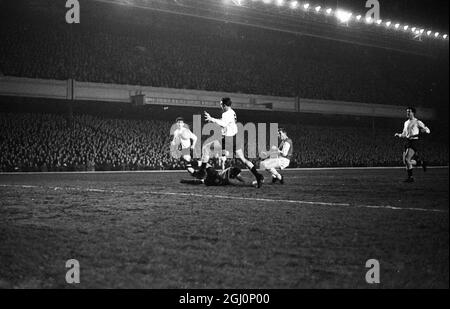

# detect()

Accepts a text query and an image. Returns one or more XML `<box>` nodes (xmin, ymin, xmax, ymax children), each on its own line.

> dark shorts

<box><xmin>404</xmin><ymin>139</ymin><xmax>420</xmax><ymax>153</ymax></box>
<box><xmin>221</xmin><ymin>135</ymin><xmax>244</xmax><ymax>156</ymax></box>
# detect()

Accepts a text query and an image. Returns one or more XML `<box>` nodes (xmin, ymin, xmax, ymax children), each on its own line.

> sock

<box><xmin>250</xmin><ymin>166</ymin><xmax>259</xmax><ymax>177</ymax></box>
<box><xmin>220</xmin><ymin>156</ymin><xmax>227</xmax><ymax>169</ymax></box>
<box><xmin>199</xmin><ymin>162</ymin><xmax>207</xmax><ymax>171</ymax></box>
<box><xmin>407</xmin><ymin>169</ymin><xmax>413</xmax><ymax>178</ymax></box>
<box><xmin>270</xmin><ymin>168</ymin><xmax>282</xmax><ymax>180</ymax></box>
<box><xmin>186</xmin><ymin>163</ymin><xmax>194</xmax><ymax>174</ymax></box>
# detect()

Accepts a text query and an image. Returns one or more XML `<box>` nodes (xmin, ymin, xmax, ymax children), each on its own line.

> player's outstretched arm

<box><xmin>190</xmin><ymin>133</ymin><xmax>198</xmax><ymax>149</ymax></box>
<box><xmin>180</xmin><ymin>179</ymin><xmax>204</xmax><ymax>185</ymax></box>
<box><xmin>204</xmin><ymin>111</ymin><xmax>228</xmax><ymax>128</ymax></box>
<box><xmin>418</xmin><ymin>121</ymin><xmax>431</xmax><ymax>134</ymax></box>
<box><xmin>395</xmin><ymin>122</ymin><xmax>409</xmax><ymax>138</ymax></box>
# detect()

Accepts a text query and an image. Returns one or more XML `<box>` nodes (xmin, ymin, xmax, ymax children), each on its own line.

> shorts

<box><xmin>404</xmin><ymin>139</ymin><xmax>420</xmax><ymax>153</ymax></box>
<box><xmin>260</xmin><ymin>157</ymin><xmax>291</xmax><ymax>170</ymax></box>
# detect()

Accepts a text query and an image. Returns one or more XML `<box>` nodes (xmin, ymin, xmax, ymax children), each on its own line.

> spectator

<box><xmin>0</xmin><ymin>112</ymin><xmax>447</xmax><ymax>172</ymax></box>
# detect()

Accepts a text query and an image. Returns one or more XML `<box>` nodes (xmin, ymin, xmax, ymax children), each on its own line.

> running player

<box><xmin>171</xmin><ymin>117</ymin><xmax>198</xmax><ymax>174</ymax></box>
<box><xmin>260</xmin><ymin>127</ymin><xmax>292</xmax><ymax>184</ymax></box>
<box><xmin>394</xmin><ymin>107</ymin><xmax>431</xmax><ymax>183</ymax></box>
<box><xmin>198</xmin><ymin>97</ymin><xmax>264</xmax><ymax>188</ymax></box>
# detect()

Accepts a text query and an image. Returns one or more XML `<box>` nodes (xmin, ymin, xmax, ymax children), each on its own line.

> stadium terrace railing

<box><xmin>0</xmin><ymin>76</ymin><xmax>435</xmax><ymax>120</ymax></box>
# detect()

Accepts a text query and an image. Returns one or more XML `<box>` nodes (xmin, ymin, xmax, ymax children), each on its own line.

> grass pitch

<box><xmin>0</xmin><ymin>168</ymin><xmax>448</xmax><ymax>288</ymax></box>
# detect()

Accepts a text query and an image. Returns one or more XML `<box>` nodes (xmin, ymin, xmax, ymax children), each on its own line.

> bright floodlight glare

<box><xmin>356</xmin><ymin>15</ymin><xmax>362</xmax><ymax>21</ymax></box>
<box><xmin>435</xmin><ymin>32</ymin><xmax>440</xmax><ymax>37</ymax></box>
<box><xmin>395</xmin><ymin>23</ymin><xmax>400</xmax><ymax>29</ymax></box>
<box><xmin>444</xmin><ymin>34</ymin><xmax>448</xmax><ymax>39</ymax></box>
<box><xmin>276</xmin><ymin>0</ymin><xmax>284</xmax><ymax>6</ymax></box>
<box><xmin>262</xmin><ymin>0</ymin><xmax>272</xmax><ymax>4</ymax></box>
<box><xmin>427</xmin><ymin>30</ymin><xmax>432</xmax><ymax>35</ymax></box>
<box><xmin>376</xmin><ymin>19</ymin><xmax>382</xmax><ymax>25</ymax></box>
<box><xmin>336</xmin><ymin>10</ymin><xmax>352</xmax><ymax>23</ymax></box>
<box><xmin>315</xmin><ymin>6</ymin><xmax>321</xmax><ymax>12</ymax></box>
<box><xmin>411</xmin><ymin>27</ymin><xmax>416</xmax><ymax>32</ymax></box>
<box><xmin>385</xmin><ymin>21</ymin><xmax>391</xmax><ymax>27</ymax></box>
<box><xmin>365</xmin><ymin>17</ymin><xmax>373</xmax><ymax>24</ymax></box>
<box><xmin>303</xmin><ymin>3</ymin><xmax>310</xmax><ymax>10</ymax></box>
<box><xmin>326</xmin><ymin>8</ymin><xmax>333</xmax><ymax>15</ymax></box>
<box><xmin>290</xmin><ymin>1</ymin><xmax>298</xmax><ymax>9</ymax></box>
<box><xmin>419</xmin><ymin>29</ymin><xmax>424</xmax><ymax>34</ymax></box>
<box><xmin>404</xmin><ymin>25</ymin><xmax>409</xmax><ymax>30</ymax></box>
<box><xmin>230</xmin><ymin>0</ymin><xmax>244</xmax><ymax>5</ymax></box>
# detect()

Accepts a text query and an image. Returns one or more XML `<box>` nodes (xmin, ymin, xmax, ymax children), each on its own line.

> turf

<box><xmin>0</xmin><ymin>168</ymin><xmax>448</xmax><ymax>289</ymax></box>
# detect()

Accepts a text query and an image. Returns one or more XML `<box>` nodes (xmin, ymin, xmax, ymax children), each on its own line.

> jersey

<box><xmin>220</xmin><ymin>109</ymin><xmax>238</xmax><ymax>137</ymax></box>
<box><xmin>173</xmin><ymin>127</ymin><xmax>195</xmax><ymax>149</ymax></box>
<box><xmin>401</xmin><ymin>119</ymin><xmax>430</xmax><ymax>140</ymax></box>
<box><xmin>279</xmin><ymin>138</ymin><xmax>293</xmax><ymax>159</ymax></box>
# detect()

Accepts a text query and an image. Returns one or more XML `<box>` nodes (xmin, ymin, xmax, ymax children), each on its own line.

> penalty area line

<box><xmin>140</xmin><ymin>191</ymin><xmax>446</xmax><ymax>213</ymax></box>
<box><xmin>0</xmin><ymin>184</ymin><xmax>446</xmax><ymax>213</ymax></box>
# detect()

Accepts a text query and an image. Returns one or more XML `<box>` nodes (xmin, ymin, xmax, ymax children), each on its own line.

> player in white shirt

<box><xmin>394</xmin><ymin>107</ymin><xmax>431</xmax><ymax>182</ymax></box>
<box><xmin>260</xmin><ymin>128</ymin><xmax>292</xmax><ymax>184</ymax></box>
<box><xmin>171</xmin><ymin>117</ymin><xmax>198</xmax><ymax>174</ymax></box>
<box><xmin>198</xmin><ymin>98</ymin><xmax>264</xmax><ymax>188</ymax></box>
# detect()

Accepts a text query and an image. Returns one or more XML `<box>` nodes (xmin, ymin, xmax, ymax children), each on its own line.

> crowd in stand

<box><xmin>0</xmin><ymin>112</ymin><xmax>447</xmax><ymax>172</ymax></box>
<box><xmin>1</xmin><ymin>2</ymin><xmax>447</xmax><ymax>172</ymax></box>
<box><xmin>0</xmin><ymin>0</ymin><xmax>446</xmax><ymax>107</ymax></box>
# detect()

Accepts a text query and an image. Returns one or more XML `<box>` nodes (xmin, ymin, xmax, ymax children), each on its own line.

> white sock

<box><xmin>270</xmin><ymin>168</ymin><xmax>282</xmax><ymax>180</ymax></box>
<box><xmin>220</xmin><ymin>156</ymin><xmax>227</xmax><ymax>169</ymax></box>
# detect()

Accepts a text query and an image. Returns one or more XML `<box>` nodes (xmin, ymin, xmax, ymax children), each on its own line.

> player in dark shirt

<box><xmin>180</xmin><ymin>165</ymin><xmax>253</xmax><ymax>187</ymax></box>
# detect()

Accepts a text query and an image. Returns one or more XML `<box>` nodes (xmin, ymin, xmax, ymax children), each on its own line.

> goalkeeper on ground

<box><xmin>180</xmin><ymin>164</ymin><xmax>253</xmax><ymax>186</ymax></box>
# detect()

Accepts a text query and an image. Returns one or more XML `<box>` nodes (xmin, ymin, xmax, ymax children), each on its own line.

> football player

<box><xmin>260</xmin><ymin>127</ymin><xmax>292</xmax><ymax>184</ymax></box>
<box><xmin>171</xmin><ymin>117</ymin><xmax>198</xmax><ymax>174</ymax></box>
<box><xmin>198</xmin><ymin>98</ymin><xmax>264</xmax><ymax>188</ymax></box>
<box><xmin>394</xmin><ymin>107</ymin><xmax>431</xmax><ymax>183</ymax></box>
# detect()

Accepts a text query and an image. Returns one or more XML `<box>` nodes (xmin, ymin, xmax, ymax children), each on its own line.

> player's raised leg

<box><xmin>260</xmin><ymin>157</ymin><xmax>290</xmax><ymax>184</ymax></box>
<box><xmin>260</xmin><ymin>159</ymin><xmax>282</xmax><ymax>182</ymax></box>
<box><xmin>235</xmin><ymin>148</ymin><xmax>264</xmax><ymax>188</ymax></box>
<box><xmin>195</xmin><ymin>140</ymin><xmax>221</xmax><ymax>179</ymax></box>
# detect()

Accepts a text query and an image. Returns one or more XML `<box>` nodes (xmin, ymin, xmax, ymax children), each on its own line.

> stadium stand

<box><xmin>0</xmin><ymin>0</ymin><xmax>447</xmax><ymax>107</ymax></box>
<box><xmin>0</xmin><ymin>110</ymin><xmax>447</xmax><ymax>172</ymax></box>
<box><xmin>0</xmin><ymin>1</ymin><xmax>448</xmax><ymax>172</ymax></box>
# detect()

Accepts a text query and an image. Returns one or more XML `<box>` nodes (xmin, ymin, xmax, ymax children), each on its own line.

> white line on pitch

<box><xmin>0</xmin><ymin>184</ymin><xmax>446</xmax><ymax>213</ymax></box>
